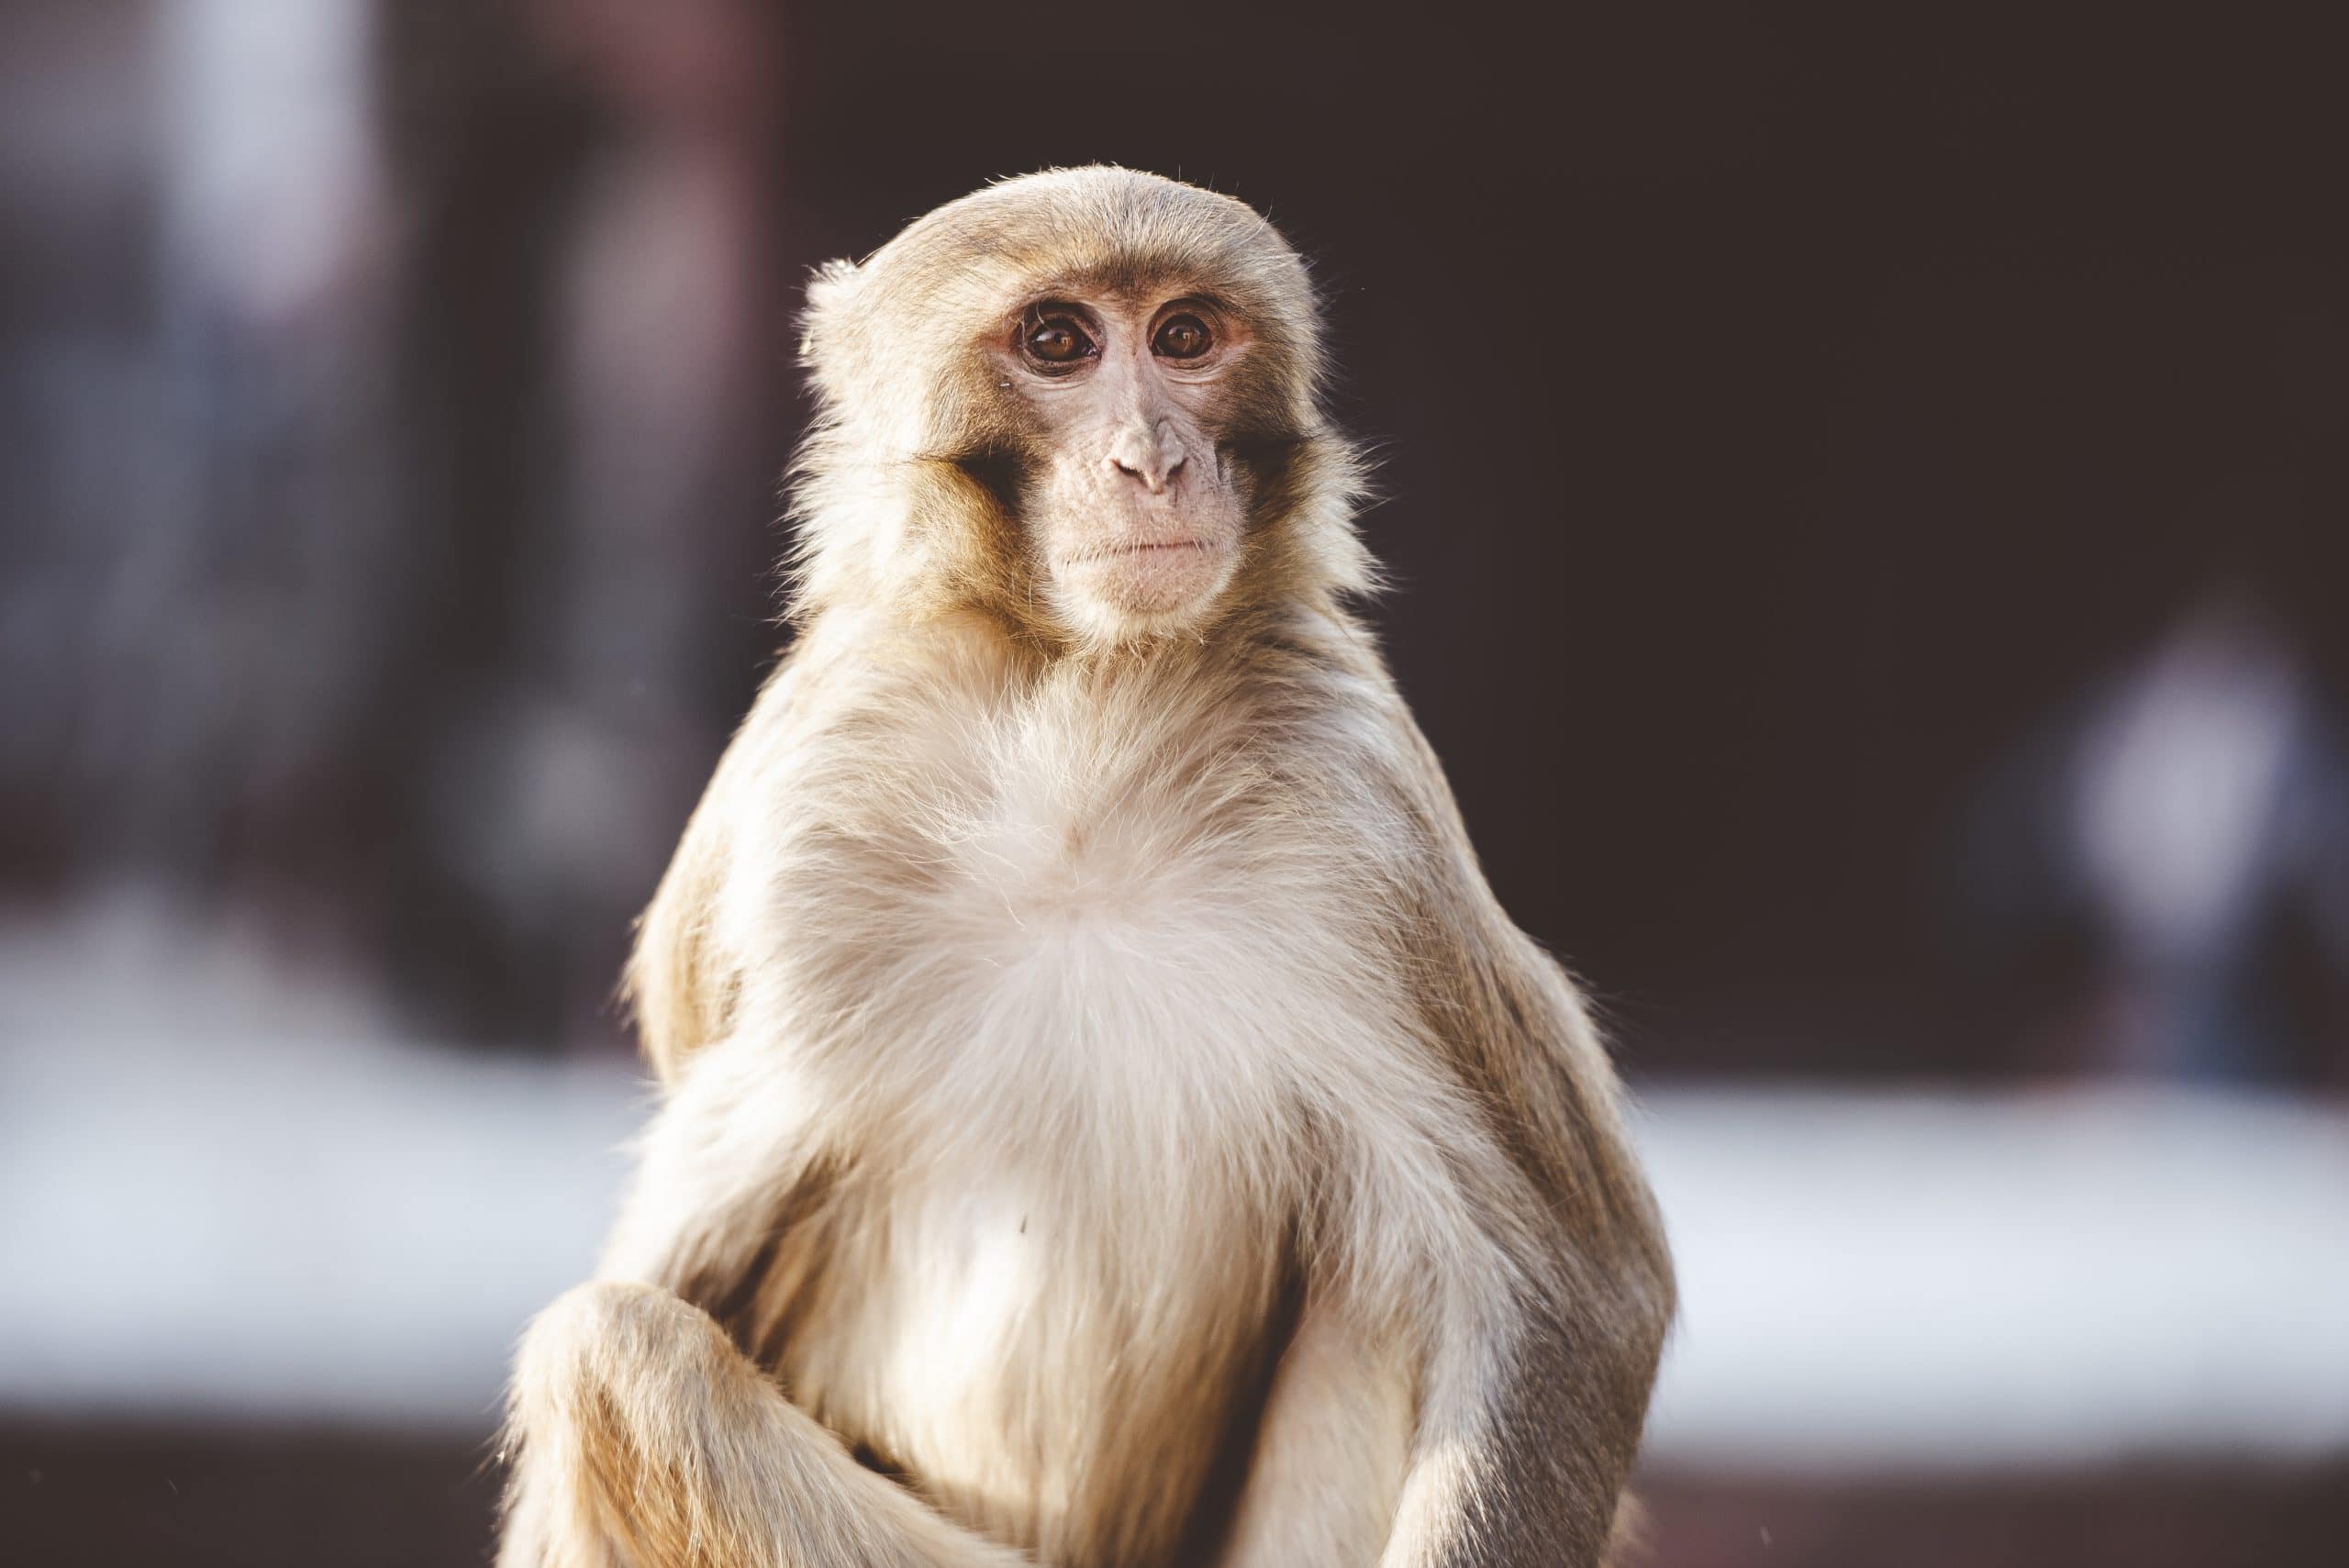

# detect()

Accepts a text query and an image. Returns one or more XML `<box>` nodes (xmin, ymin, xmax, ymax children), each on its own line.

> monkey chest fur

<box><xmin>731</xmin><ymin>672</ymin><xmax>1414</xmax><ymax>1564</ymax></box>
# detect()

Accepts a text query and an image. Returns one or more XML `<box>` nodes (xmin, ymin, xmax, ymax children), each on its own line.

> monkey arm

<box><xmin>500</xmin><ymin>1037</ymin><xmax>1034</xmax><ymax>1568</ymax></box>
<box><xmin>626</xmin><ymin>766</ymin><xmax>748</xmax><ymax>1085</ymax></box>
<box><xmin>501</xmin><ymin>1280</ymin><xmax>1032</xmax><ymax>1568</ymax></box>
<box><xmin>1378</xmin><ymin>1260</ymin><xmax>1665</xmax><ymax>1568</ymax></box>
<box><xmin>592</xmin><ymin>1029</ymin><xmax>829</xmax><ymax>1291</ymax></box>
<box><xmin>626</xmin><ymin>655</ymin><xmax>817</xmax><ymax>1086</ymax></box>
<box><xmin>1218</xmin><ymin>1293</ymin><xmax>1417</xmax><ymax>1568</ymax></box>
<box><xmin>1379</xmin><ymin>916</ymin><xmax>1675</xmax><ymax>1568</ymax></box>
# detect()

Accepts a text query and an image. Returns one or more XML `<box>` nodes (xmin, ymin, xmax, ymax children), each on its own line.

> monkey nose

<box><xmin>1107</xmin><ymin>425</ymin><xmax>1186</xmax><ymax>495</ymax></box>
<box><xmin>1108</xmin><ymin>453</ymin><xmax>1185</xmax><ymax>494</ymax></box>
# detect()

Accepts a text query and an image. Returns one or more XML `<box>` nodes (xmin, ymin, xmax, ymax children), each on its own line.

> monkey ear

<box><xmin>799</xmin><ymin>260</ymin><xmax>863</xmax><ymax>366</ymax></box>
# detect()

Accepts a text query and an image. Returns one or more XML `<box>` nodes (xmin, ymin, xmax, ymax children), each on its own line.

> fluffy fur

<box><xmin>498</xmin><ymin>167</ymin><xmax>1673</xmax><ymax>1568</ymax></box>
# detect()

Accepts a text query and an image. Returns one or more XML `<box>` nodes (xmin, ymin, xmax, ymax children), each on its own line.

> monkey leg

<box><xmin>500</xmin><ymin>1281</ymin><xmax>1031</xmax><ymax>1568</ymax></box>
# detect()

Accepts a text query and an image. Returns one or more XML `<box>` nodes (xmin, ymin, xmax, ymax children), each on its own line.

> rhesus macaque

<box><xmin>499</xmin><ymin>167</ymin><xmax>1673</xmax><ymax>1568</ymax></box>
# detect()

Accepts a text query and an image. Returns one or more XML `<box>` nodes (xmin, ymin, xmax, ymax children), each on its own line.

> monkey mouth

<box><xmin>1071</xmin><ymin>539</ymin><xmax>1217</xmax><ymax>563</ymax></box>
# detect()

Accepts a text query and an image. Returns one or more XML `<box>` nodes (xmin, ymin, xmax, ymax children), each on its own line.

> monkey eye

<box><xmin>1152</xmin><ymin>314</ymin><xmax>1213</xmax><ymax>361</ymax></box>
<box><xmin>1023</xmin><ymin>315</ymin><xmax>1096</xmax><ymax>367</ymax></box>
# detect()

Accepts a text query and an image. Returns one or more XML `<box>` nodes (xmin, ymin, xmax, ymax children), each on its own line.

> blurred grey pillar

<box><xmin>123</xmin><ymin>0</ymin><xmax>400</xmax><ymax>889</ymax></box>
<box><xmin>500</xmin><ymin>0</ymin><xmax>784</xmax><ymax>1043</ymax></box>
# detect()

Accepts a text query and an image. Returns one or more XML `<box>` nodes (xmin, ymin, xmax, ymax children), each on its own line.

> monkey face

<box><xmin>996</xmin><ymin>291</ymin><xmax>1253</xmax><ymax>640</ymax></box>
<box><xmin>793</xmin><ymin>168</ymin><xmax>1368</xmax><ymax>647</ymax></box>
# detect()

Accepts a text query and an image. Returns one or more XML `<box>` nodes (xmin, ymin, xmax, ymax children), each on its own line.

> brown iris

<box><xmin>1024</xmin><ymin>316</ymin><xmax>1095</xmax><ymax>365</ymax></box>
<box><xmin>1152</xmin><ymin>314</ymin><xmax>1211</xmax><ymax>360</ymax></box>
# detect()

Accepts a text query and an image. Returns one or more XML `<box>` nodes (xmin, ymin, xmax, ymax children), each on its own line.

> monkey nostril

<box><xmin>1108</xmin><ymin>455</ymin><xmax>1167</xmax><ymax>494</ymax></box>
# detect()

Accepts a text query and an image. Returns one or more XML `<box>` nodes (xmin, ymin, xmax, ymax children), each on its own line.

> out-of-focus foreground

<box><xmin>3</xmin><ymin>5</ymin><xmax>2344</xmax><ymax>1565</ymax></box>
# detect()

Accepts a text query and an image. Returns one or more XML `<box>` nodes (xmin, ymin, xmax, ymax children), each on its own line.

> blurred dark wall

<box><xmin>5</xmin><ymin>2</ymin><xmax>2344</xmax><ymax>1076</ymax></box>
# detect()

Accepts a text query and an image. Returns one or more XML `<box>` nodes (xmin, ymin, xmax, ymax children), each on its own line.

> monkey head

<box><xmin>792</xmin><ymin>167</ymin><xmax>1369</xmax><ymax>648</ymax></box>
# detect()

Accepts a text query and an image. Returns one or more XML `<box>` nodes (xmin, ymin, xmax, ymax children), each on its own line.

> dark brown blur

<box><xmin>3</xmin><ymin>4</ymin><xmax>2343</xmax><ymax>1565</ymax></box>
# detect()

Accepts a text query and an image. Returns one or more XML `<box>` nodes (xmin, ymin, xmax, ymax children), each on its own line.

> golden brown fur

<box><xmin>498</xmin><ymin>167</ymin><xmax>1673</xmax><ymax>1568</ymax></box>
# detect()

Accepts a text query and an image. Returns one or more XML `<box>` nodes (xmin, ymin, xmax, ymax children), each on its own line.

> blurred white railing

<box><xmin>5</xmin><ymin>893</ymin><xmax>2345</xmax><ymax>1471</ymax></box>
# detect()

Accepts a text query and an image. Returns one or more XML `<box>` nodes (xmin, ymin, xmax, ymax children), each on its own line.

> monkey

<box><xmin>497</xmin><ymin>166</ymin><xmax>1675</xmax><ymax>1568</ymax></box>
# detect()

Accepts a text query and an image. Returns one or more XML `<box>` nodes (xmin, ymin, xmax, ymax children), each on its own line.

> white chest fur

<box><xmin>756</xmin><ymin>659</ymin><xmax>1412</xmax><ymax>1181</ymax></box>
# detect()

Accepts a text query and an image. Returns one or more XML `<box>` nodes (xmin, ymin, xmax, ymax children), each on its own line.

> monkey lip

<box><xmin>1069</xmin><ymin>539</ymin><xmax>1217</xmax><ymax>563</ymax></box>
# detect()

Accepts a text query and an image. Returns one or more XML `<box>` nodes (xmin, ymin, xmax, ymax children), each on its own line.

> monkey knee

<box><xmin>514</xmin><ymin>1280</ymin><xmax>731</xmax><ymax>1417</ymax></box>
<box><xmin>529</xmin><ymin>1278</ymin><xmax>691</xmax><ymax>1344</ymax></box>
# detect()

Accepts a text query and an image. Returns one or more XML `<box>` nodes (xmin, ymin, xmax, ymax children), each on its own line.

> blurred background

<box><xmin>3</xmin><ymin>3</ymin><xmax>2344</xmax><ymax>1564</ymax></box>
